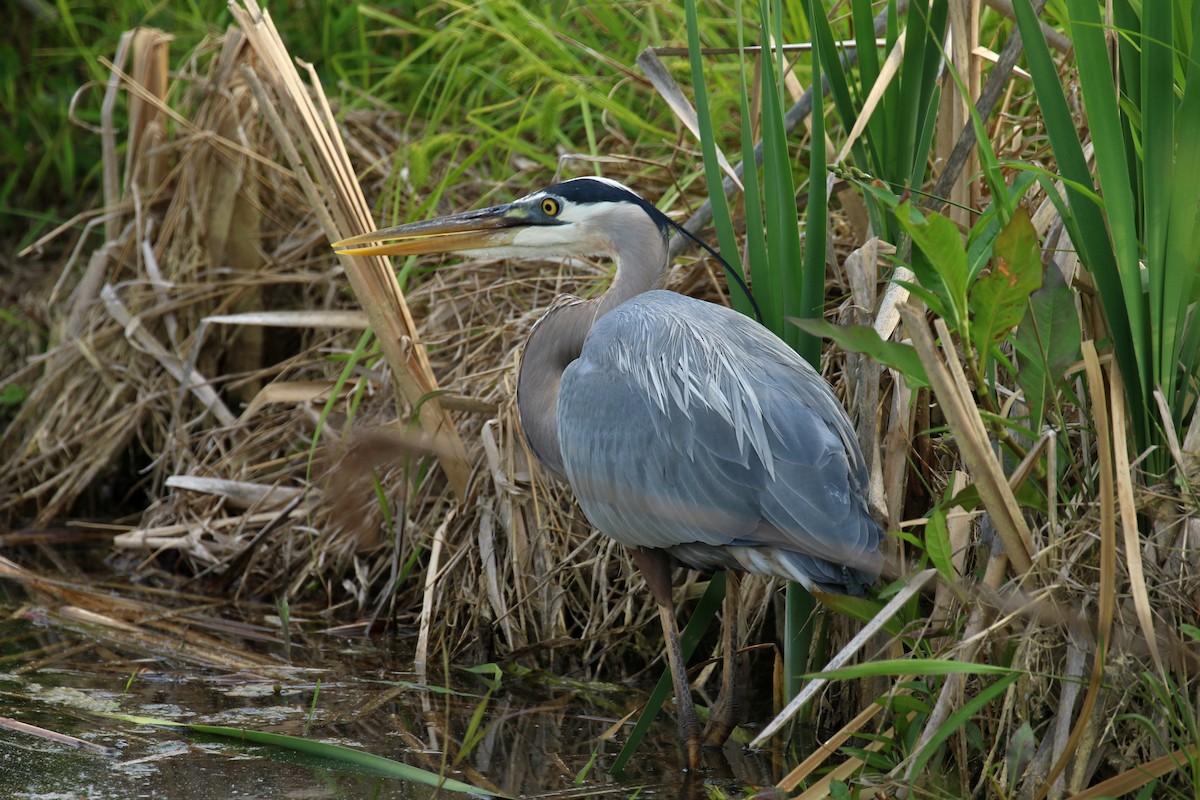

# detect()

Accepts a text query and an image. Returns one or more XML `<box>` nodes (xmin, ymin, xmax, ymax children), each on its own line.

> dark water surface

<box><xmin>0</xmin><ymin>580</ymin><xmax>784</xmax><ymax>799</ymax></box>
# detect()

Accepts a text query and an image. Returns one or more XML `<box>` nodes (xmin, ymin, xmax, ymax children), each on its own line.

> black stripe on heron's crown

<box><xmin>543</xmin><ymin>178</ymin><xmax>674</xmax><ymax>237</ymax></box>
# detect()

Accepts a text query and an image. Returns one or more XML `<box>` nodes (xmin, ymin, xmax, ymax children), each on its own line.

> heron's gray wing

<box><xmin>746</xmin><ymin>376</ymin><xmax>883</xmax><ymax>589</ymax></box>
<box><xmin>559</xmin><ymin>351</ymin><xmax>762</xmax><ymax>552</ymax></box>
<box><xmin>556</xmin><ymin>292</ymin><xmax>881</xmax><ymax>592</ymax></box>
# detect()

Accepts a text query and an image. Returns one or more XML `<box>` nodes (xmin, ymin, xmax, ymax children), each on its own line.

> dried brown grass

<box><xmin>6</xmin><ymin>6</ymin><xmax>1200</xmax><ymax>796</ymax></box>
<box><xmin>0</xmin><ymin>13</ymin><xmax>769</xmax><ymax>690</ymax></box>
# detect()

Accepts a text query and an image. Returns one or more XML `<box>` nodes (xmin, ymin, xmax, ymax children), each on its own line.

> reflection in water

<box><xmin>0</xmin><ymin>582</ymin><xmax>785</xmax><ymax>799</ymax></box>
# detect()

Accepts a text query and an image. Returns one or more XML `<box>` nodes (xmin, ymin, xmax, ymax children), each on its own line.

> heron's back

<box><xmin>557</xmin><ymin>290</ymin><xmax>882</xmax><ymax>595</ymax></box>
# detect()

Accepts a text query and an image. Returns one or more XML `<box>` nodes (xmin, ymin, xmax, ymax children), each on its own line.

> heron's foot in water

<box><xmin>703</xmin><ymin>693</ymin><xmax>741</xmax><ymax>747</ymax></box>
<box><xmin>678</xmin><ymin>713</ymin><xmax>704</xmax><ymax>770</ymax></box>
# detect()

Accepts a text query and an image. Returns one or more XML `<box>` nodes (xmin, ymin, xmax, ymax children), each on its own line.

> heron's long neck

<box><xmin>517</xmin><ymin>301</ymin><xmax>593</xmax><ymax>478</ymax></box>
<box><xmin>517</xmin><ymin>224</ymin><xmax>668</xmax><ymax>479</ymax></box>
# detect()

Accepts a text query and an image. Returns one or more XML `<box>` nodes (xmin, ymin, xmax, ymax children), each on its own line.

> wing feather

<box><xmin>556</xmin><ymin>290</ymin><xmax>882</xmax><ymax>594</ymax></box>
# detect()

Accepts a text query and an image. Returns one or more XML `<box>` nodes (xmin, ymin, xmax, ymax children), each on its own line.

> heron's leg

<box><xmin>631</xmin><ymin>547</ymin><xmax>703</xmax><ymax>770</ymax></box>
<box><xmin>704</xmin><ymin>570</ymin><xmax>744</xmax><ymax>746</ymax></box>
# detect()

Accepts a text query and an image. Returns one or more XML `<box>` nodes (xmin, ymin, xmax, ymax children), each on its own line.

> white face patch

<box><xmin>462</xmin><ymin>177</ymin><xmax>665</xmax><ymax>263</ymax></box>
<box><xmin>507</xmin><ymin>207</ymin><xmax>612</xmax><ymax>257</ymax></box>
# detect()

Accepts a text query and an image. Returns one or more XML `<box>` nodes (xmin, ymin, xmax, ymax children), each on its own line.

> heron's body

<box><xmin>333</xmin><ymin>176</ymin><xmax>883</xmax><ymax>769</ymax></box>
<box><xmin>544</xmin><ymin>290</ymin><xmax>878</xmax><ymax>594</ymax></box>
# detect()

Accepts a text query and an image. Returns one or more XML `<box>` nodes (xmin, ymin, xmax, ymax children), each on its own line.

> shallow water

<box><xmin>0</xmin><ymin>579</ymin><xmax>784</xmax><ymax>799</ymax></box>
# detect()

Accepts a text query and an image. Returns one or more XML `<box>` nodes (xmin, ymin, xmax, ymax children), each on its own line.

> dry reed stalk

<box><xmin>1109</xmin><ymin>367</ymin><xmax>1165</xmax><ymax>675</ymax></box>
<box><xmin>899</xmin><ymin>305</ymin><xmax>1036</xmax><ymax>574</ymax></box>
<box><xmin>1033</xmin><ymin>341</ymin><xmax>1118</xmax><ymax>799</ymax></box>
<box><xmin>4</xmin><ymin>26</ymin><xmax>384</xmax><ymax>611</ymax></box>
<box><xmin>1065</xmin><ymin>746</ymin><xmax>1200</xmax><ymax>800</ymax></box>
<box><xmin>793</xmin><ymin>714</ymin><xmax>916</xmax><ymax>800</ymax></box>
<box><xmin>939</xmin><ymin>0</ymin><xmax>979</xmax><ymax>230</ymax></box>
<box><xmin>0</xmin><ymin>717</ymin><xmax>115</xmax><ymax>756</ymax></box>
<box><xmin>0</xmin><ymin>555</ymin><xmax>279</xmax><ymax>671</ymax></box>
<box><xmin>750</xmin><ymin>568</ymin><xmax>937</xmax><ymax>747</ymax></box>
<box><xmin>775</xmin><ymin>691</ymin><xmax>898</xmax><ymax>792</ymax></box>
<box><xmin>841</xmin><ymin>239</ymin><xmax>885</xmax><ymax>503</ymax></box>
<box><xmin>227</xmin><ymin>0</ymin><xmax>471</xmax><ymax>498</ymax></box>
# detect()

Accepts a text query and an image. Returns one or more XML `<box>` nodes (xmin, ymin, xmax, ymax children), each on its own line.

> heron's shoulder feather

<box><xmin>578</xmin><ymin>291</ymin><xmax>866</xmax><ymax>481</ymax></box>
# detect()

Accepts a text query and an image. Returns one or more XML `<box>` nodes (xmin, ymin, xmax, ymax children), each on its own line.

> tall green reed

<box><xmin>1013</xmin><ymin>0</ymin><xmax>1200</xmax><ymax>475</ymax></box>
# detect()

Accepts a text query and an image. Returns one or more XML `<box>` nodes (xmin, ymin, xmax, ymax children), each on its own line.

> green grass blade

<box><xmin>1011</xmin><ymin>0</ymin><xmax>1149</xmax><ymax>445</ymax></box>
<box><xmin>1140</xmin><ymin>0</ymin><xmax>1173</xmax><ymax>400</ymax></box>
<box><xmin>736</xmin><ymin>0</ymin><xmax>768</xmax><ymax>322</ymax></box>
<box><xmin>797</xmin><ymin>0</ymin><xmax>827</xmax><ymax>365</ymax></box>
<box><xmin>895</xmin><ymin>0</ymin><xmax>946</xmax><ymax>189</ymax></box>
<box><xmin>1163</xmin><ymin>3</ymin><xmax>1200</xmax><ymax>428</ymax></box>
<box><xmin>685</xmin><ymin>0</ymin><xmax>746</xmax><ymax>313</ymax></box>
<box><xmin>805</xmin><ymin>0</ymin><xmax>863</xmax><ymax>168</ymax></box>
<box><xmin>1065</xmin><ymin>0</ymin><xmax>1143</xmax><ymax>341</ymax></box>
<box><xmin>104</xmin><ymin>713</ymin><xmax>506</xmax><ymax>797</ymax></box>
<box><xmin>771</xmin><ymin>0</ymin><xmax>818</xmax><ymax>700</ymax></box>
<box><xmin>908</xmin><ymin>672</ymin><xmax>1020</xmax><ymax>782</ymax></box>
<box><xmin>757</xmin><ymin>0</ymin><xmax>802</xmax><ymax>338</ymax></box>
<box><xmin>803</xmin><ymin>658</ymin><xmax>1016</xmax><ymax>681</ymax></box>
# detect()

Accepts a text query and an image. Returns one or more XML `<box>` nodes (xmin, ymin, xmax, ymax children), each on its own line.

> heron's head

<box><xmin>332</xmin><ymin>177</ymin><xmax>672</xmax><ymax>261</ymax></box>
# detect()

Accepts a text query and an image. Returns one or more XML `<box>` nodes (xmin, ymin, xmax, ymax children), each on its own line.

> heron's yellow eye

<box><xmin>541</xmin><ymin>197</ymin><xmax>561</xmax><ymax>216</ymax></box>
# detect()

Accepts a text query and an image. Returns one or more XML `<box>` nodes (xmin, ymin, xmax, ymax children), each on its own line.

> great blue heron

<box><xmin>333</xmin><ymin>176</ymin><xmax>883</xmax><ymax>768</ymax></box>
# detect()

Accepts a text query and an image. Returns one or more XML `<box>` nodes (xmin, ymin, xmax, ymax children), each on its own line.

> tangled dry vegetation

<box><xmin>4</xmin><ymin>2</ymin><xmax>1200</xmax><ymax>797</ymax></box>
<box><xmin>1</xmin><ymin>11</ymin><xmax>784</xmax><ymax>685</ymax></box>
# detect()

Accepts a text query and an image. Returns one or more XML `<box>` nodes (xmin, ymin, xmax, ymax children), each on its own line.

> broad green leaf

<box><xmin>947</xmin><ymin>480</ymin><xmax>1049</xmax><ymax>515</ymax></box>
<box><xmin>829</xmin><ymin>780</ymin><xmax>854</xmax><ymax>800</ymax></box>
<box><xmin>969</xmin><ymin>207</ymin><xmax>1042</xmax><ymax>361</ymax></box>
<box><xmin>790</xmin><ymin>318</ymin><xmax>929</xmax><ymax>389</ymax></box>
<box><xmin>888</xmin><ymin>695</ymin><xmax>933</xmax><ymax>717</ymax></box>
<box><xmin>895</xmin><ymin>202</ymin><xmax>968</xmax><ymax>331</ymax></box>
<box><xmin>1014</xmin><ymin>263</ymin><xmax>1082</xmax><ymax>426</ymax></box>
<box><xmin>966</xmin><ymin>172</ymin><xmax>1039</xmax><ymax>281</ymax></box>
<box><xmin>1006</xmin><ymin>721</ymin><xmax>1037</xmax><ymax>780</ymax></box>
<box><xmin>105</xmin><ymin>713</ymin><xmax>506</xmax><ymax>797</ymax></box>
<box><xmin>923</xmin><ymin>507</ymin><xmax>956</xmax><ymax>584</ymax></box>
<box><xmin>816</xmin><ymin>592</ymin><xmax>905</xmax><ymax>637</ymax></box>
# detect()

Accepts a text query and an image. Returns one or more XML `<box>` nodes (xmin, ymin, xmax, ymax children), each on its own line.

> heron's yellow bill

<box><xmin>331</xmin><ymin>204</ymin><xmax>527</xmax><ymax>257</ymax></box>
